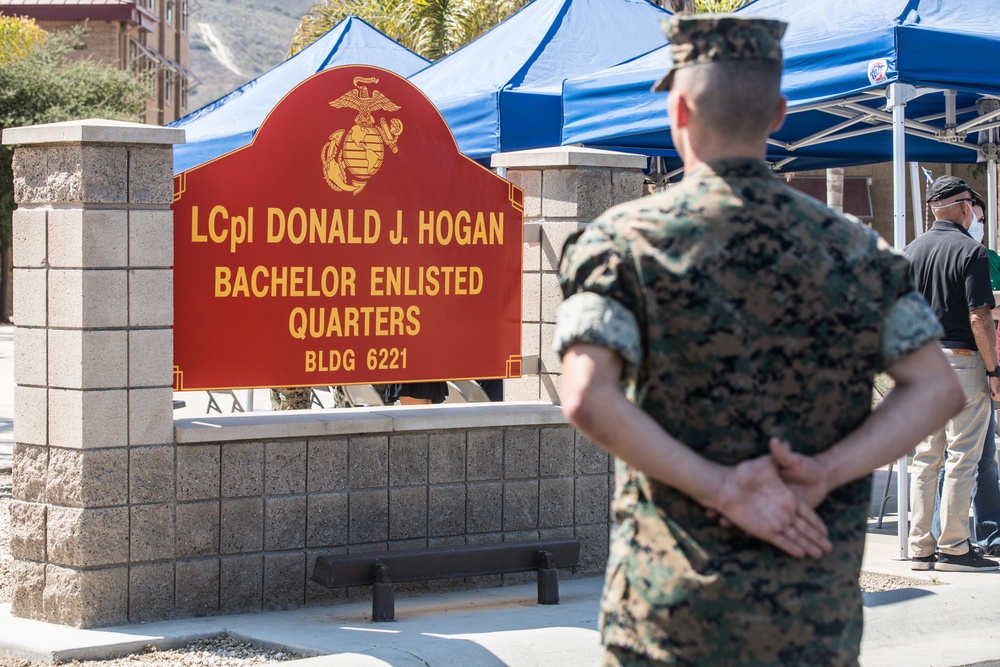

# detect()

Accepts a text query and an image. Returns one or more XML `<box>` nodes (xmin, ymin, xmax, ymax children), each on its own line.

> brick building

<box><xmin>0</xmin><ymin>0</ymin><xmax>193</xmax><ymax>125</ymax></box>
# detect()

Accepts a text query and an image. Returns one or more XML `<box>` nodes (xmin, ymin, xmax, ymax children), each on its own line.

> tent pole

<box><xmin>889</xmin><ymin>83</ymin><xmax>913</xmax><ymax>558</ymax></box>
<box><xmin>990</xmin><ymin>158</ymin><xmax>998</xmax><ymax>252</ymax></box>
<box><xmin>975</xmin><ymin>97</ymin><xmax>999</xmax><ymax>251</ymax></box>
<box><xmin>890</xmin><ymin>86</ymin><xmax>910</xmax><ymax>250</ymax></box>
<box><xmin>909</xmin><ymin>162</ymin><xmax>923</xmax><ymax>239</ymax></box>
<box><xmin>945</xmin><ymin>90</ymin><xmax>957</xmax><ymax>128</ymax></box>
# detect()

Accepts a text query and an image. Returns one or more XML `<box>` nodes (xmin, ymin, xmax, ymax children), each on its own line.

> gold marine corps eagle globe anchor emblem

<box><xmin>322</xmin><ymin>76</ymin><xmax>404</xmax><ymax>194</ymax></box>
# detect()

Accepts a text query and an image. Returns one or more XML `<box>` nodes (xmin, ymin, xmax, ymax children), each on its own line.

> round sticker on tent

<box><xmin>868</xmin><ymin>59</ymin><xmax>888</xmax><ymax>85</ymax></box>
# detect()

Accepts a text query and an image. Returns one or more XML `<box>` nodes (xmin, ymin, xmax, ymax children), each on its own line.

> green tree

<box><xmin>694</xmin><ymin>0</ymin><xmax>751</xmax><ymax>11</ymax></box>
<box><xmin>289</xmin><ymin>0</ymin><xmax>529</xmax><ymax>60</ymax></box>
<box><xmin>291</xmin><ymin>0</ymin><xmax>753</xmax><ymax>61</ymax></box>
<box><xmin>0</xmin><ymin>21</ymin><xmax>149</xmax><ymax>321</ymax></box>
<box><xmin>0</xmin><ymin>15</ymin><xmax>45</xmax><ymax>66</ymax></box>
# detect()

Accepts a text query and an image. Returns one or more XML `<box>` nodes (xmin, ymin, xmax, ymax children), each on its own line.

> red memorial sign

<box><xmin>172</xmin><ymin>66</ymin><xmax>524</xmax><ymax>391</ymax></box>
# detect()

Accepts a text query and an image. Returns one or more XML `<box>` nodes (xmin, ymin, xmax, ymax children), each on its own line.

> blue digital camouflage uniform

<box><xmin>555</xmin><ymin>157</ymin><xmax>942</xmax><ymax>666</ymax></box>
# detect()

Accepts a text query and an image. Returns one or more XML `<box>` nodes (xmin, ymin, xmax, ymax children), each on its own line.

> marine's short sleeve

<box><xmin>554</xmin><ymin>292</ymin><xmax>642</xmax><ymax>368</ymax></box>
<box><xmin>881</xmin><ymin>291</ymin><xmax>944</xmax><ymax>368</ymax></box>
<box><xmin>553</xmin><ymin>219</ymin><xmax>645</xmax><ymax>375</ymax></box>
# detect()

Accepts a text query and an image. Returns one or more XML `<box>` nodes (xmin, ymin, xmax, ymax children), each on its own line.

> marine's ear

<box><xmin>769</xmin><ymin>95</ymin><xmax>788</xmax><ymax>134</ymax></box>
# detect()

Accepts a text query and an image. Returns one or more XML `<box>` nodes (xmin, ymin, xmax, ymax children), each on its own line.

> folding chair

<box><xmin>206</xmin><ymin>390</ymin><xmax>245</xmax><ymax>414</ymax></box>
<box><xmin>343</xmin><ymin>384</ymin><xmax>386</xmax><ymax>407</ymax></box>
<box><xmin>444</xmin><ymin>380</ymin><xmax>492</xmax><ymax>403</ymax></box>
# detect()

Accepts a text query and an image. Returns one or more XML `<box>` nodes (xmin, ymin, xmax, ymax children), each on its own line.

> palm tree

<box><xmin>289</xmin><ymin>0</ymin><xmax>412</xmax><ymax>57</ymax></box>
<box><xmin>826</xmin><ymin>168</ymin><xmax>845</xmax><ymax>212</ymax></box>
<box><xmin>655</xmin><ymin>0</ymin><xmax>750</xmax><ymax>11</ymax></box>
<box><xmin>693</xmin><ymin>0</ymin><xmax>751</xmax><ymax>10</ymax></box>
<box><xmin>289</xmin><ymin>0</ymin><xmax>529</xmax><ymax>60</ymax></box>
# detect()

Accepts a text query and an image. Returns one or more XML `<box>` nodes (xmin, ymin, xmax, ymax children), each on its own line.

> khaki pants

<box><xmin>910</xmin><ymin>351</ymin><xmax>990</xmax><ymax>555</ymax></box>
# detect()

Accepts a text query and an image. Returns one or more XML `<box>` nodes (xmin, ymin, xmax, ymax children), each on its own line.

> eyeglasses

<box><xmin>930</xmin><ymin>197</ymin><xmax>974</xmax><ymax>209</ymax></box>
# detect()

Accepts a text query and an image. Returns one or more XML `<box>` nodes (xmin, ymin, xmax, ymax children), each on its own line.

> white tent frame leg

<box><xmin>908</xmin><ymin>162</ymin><xmax>923</xmax><ymax>239</ymax></box>
<box><xmin>890</xmin><ymin>82</ymin><xmax>915</xmax><ymax>558</ymax></box>
<box><xmin>989</xmin><ymin>157</ymin><xmax>998</xmax><ymax>252</ymax></box>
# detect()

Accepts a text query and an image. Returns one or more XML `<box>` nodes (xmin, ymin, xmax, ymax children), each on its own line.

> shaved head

<box><xmin>673</xmin><ymin>60</ymin><xmax>783</xmax><ymax>144</ymax></box>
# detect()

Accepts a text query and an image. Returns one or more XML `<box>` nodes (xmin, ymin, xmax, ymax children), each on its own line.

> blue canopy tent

<box><xmin>560</xmin><ymin>44</ymin><xmax>674</xmax><ymax>156</ymax></box>
<box><xmin>562</xmin><ymin>0</ymin><xmax>1000</xmax><ymax>174</ymax></box>
<box><xmin>170</xmin><ymin>16</ymin><xmax>430</xmax><ymax>173</ymax></box>
<box><xmin>563</xmin><ymin>0</ymin><xmax>1000</xmax><ymax>556</ymax></box>
<box><xmin>408</xmin><ymin>0</ymin><xmax>670</xmax><ymax>161</ymax></box>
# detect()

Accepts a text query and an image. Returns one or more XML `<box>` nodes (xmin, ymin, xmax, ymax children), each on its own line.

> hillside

<box><xmin>186</xmin><ymin>0</ymin><xmax>315</xmax><ymax>111</ymax></box>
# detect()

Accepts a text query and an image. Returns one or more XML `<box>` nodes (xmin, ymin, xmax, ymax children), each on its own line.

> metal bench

<box><xmin>311</xmin><ymin>539</ymin><xmax>581</xmax><ymax>621</ymax></box>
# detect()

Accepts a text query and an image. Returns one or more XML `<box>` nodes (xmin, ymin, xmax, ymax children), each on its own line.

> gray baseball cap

<box><xmin>926</xmin><ymin>175</ymin><xmax>983</xmax><ymax>206</ymax></box>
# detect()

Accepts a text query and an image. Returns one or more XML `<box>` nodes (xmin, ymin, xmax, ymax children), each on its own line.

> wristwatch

<box><xmin>988</xmin><ymin>368</ymin><xmax>1000</xmax><ymax>378</ymax></box>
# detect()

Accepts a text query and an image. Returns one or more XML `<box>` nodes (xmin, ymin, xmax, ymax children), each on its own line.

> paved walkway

<box><xmin>1</xmin><ymin>531</ymin><xmax>998</xmax><ymax>666</ymax></box>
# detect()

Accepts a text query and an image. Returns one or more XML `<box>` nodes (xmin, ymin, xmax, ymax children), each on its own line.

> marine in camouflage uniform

<box><xmin>270</xmin><ymin>387</ymin><xmax>312</xmax><ymax>410</ymax></box>
<box><xmin>555</xmin><ymin>15</ymin><xmax>952</xmax><ymax>667</ymax></box>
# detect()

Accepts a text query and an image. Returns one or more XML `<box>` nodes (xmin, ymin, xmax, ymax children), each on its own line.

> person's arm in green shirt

<box><xmin>987</xmin><ymin>248</ymin><xmax>1000</xmax><ymax>290</ymax></box>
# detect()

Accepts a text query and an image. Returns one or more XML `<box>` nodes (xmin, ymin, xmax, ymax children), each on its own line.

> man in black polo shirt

<box><xmin>905</xmin><ymin>175</ymin><xmax>1000</xmax><ymax>571</ymax></box>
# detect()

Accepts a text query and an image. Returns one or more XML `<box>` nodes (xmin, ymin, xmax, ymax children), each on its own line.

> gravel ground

<box><xmin>0</xmin><ymin>635</ymin><xmax>302</xmax><ymax>667</ymax></box>
<box><xmin>0</xmin><ymin>470</ymin><xmax>927</xmax><ymax>666</ymax></box>
<box><xmin>859</xmin><ymin>570</ymin><xmax>934</xmax><ymax>593</ymax></box>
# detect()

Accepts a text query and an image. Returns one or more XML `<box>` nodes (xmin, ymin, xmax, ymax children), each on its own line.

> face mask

<box><xmin>969</xmin><ymin>218</ymin><xmax>985</xmax><ymax>243</ymax></box>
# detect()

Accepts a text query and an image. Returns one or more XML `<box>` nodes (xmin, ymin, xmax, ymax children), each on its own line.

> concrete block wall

<box><xmin>152</xmin><ymin>410</ymin><xmax>613</xmax><ymax>618</ymax></box>
<box><xmin>493</xmin><ymin>147</ymin><xmax>647</xmax><ymax>403</ymax></box>
<box><xmin>10</xmin><ymin>407</ymin><xmax>616</xmax><ymax>625</ymax></box>
<box><xmin>4</xmin><ymin>120</ymin><xmax>183</xmax><ymax>627</ymax></box>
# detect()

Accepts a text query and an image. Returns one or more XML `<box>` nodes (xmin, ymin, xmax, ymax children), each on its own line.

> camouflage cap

<box><xmin>652</xmin><ymin>14</ymin><xmax>787</xmax><ymax>93</ymax></box>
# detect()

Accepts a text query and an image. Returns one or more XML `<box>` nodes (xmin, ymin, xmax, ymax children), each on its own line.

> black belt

<box><xmin>940</xmin><ymin>341</ymin><xmax>977</xmax><ymax>351</ymax></box>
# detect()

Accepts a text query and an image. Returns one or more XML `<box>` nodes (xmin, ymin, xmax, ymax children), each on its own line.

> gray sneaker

<box><xmin>910</xmin><ymin>553</ymin><xmax>937</xmax><ymax>570</ymax></box>
<box><xmin>936</xmin><ymin>546</ymin><xmax>999</xmax><ymax>572</ymax></box>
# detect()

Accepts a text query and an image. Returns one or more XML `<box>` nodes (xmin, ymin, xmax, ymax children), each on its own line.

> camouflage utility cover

<box><xmin>556</xmin><ymin>157</ymin><xmax>941</xmax><ymax>666</ymax></box>
<box><xmin>653</xmin><ymin>14</ymin><xmax>786</xmax><ymax>92</ymax></box>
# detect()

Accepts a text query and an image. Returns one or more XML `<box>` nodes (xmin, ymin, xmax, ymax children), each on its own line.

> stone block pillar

<box><xmin>492</xmin><ymin>147</ymin><xmax>647</xmax><ymax>405</ymax></box>
<box><xmin>2</xmin><ymin>119</ymin><xmax>184</xmax><ymax>627</ymax></box>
